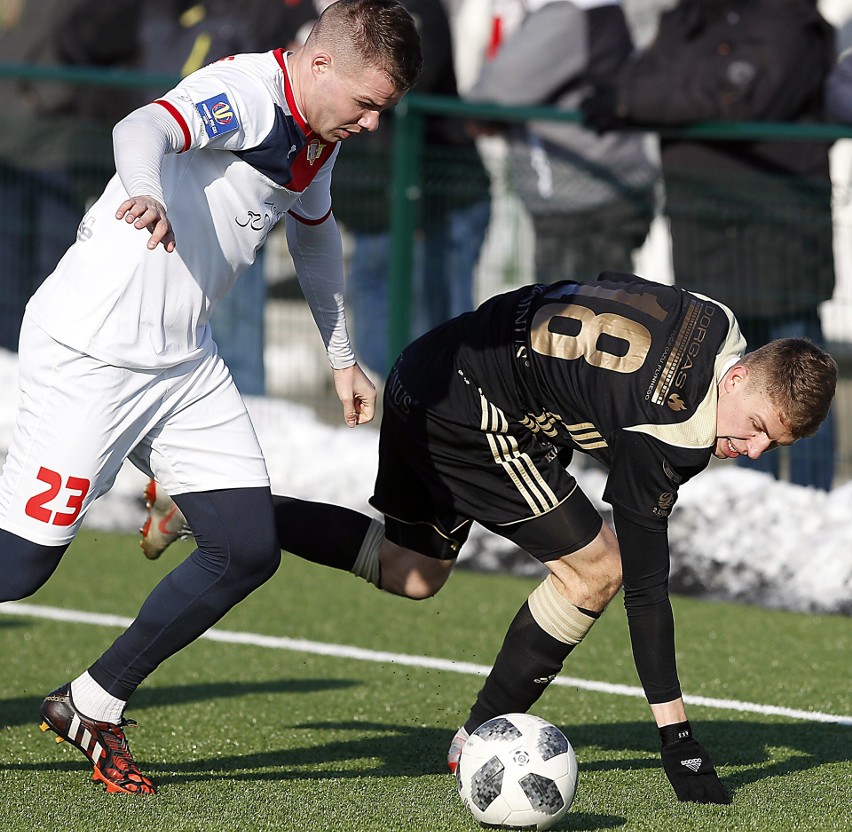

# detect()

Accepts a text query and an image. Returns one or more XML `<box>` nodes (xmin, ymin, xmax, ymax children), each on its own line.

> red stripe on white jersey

<box><xmin>276</xmin><ymin>49</ymin><xmax>310</xmax><ymax>135</ymax></box>
<box><xmin>154</xmin><ymin>99</ymin><xmax>191</xmax><ymax>152</ymax></box>
<box><xmin>287</xmin><ymin>206</ymin><xmax>332</xmax><ymax>226</ymax></box>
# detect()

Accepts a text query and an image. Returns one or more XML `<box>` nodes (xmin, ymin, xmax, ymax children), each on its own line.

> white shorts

<box><xmin>0</xmin><ymin>316</ymin><xmax>270</xmax><ymax>546</ymax></box>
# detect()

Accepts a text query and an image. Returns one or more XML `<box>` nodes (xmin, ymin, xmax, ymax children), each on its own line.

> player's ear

<box><xmin>723</xmin><ymin>364</ymin><xmax>749</xmax><ymax>392</ymax></box>
<box><xmin>311</xmin><ymin>51</ymin><xmax>332</xmax><ymax>77</ymax></box>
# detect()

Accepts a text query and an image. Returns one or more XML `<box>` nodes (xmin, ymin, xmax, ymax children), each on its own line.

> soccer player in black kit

<box><xmin>263</xmin><ymin>273</ymin><xmax>836</xmax><ymax>803</ymax></box>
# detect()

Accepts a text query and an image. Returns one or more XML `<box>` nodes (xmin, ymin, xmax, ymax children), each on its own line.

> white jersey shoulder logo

<box><xmin>196</xmin><ymin>93</ymin><xmax>240</xmax><ymax>139</ymax></box>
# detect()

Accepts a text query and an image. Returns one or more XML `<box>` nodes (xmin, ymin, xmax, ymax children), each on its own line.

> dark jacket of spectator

<box><xmin>584</xmin><ymin>0</ymin><xmax>836</xmax><ymax>318</ymax></box>
<box><xmin>826</xmin><ymin>47</ymin><xmax>852</xmax><ymax>123</ymax></box>
<box><xmin>55</xmin><ymin>0</ymin><xmax>314</xmax><ymax>123</ymax></box>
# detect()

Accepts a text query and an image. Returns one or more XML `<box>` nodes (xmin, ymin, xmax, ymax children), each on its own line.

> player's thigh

<box><xmin>373</xmin><ymin>370</ymin><xmax>580</xmax><ymax>544</ymax></box>
<box><xmin>130</xmin><ymin>350</ymin><xmax>269</xmax><ymax>496</ymax></box>
<box><xmin>0</xmin><ymin>319</ymin><xmax>166</xmax><ymax>545</ymax></box>
<box><xmin>483</xmin><ymin>480</ymin><xmax>624</xmax><ymax>609</ymax></box>
<box><xmin>546</xmin><ymin>521</ymin><xmax>622</xmax><ymax>609</ymax></box>
<box><xmin>370</xmin><ymin>403</ymin><xmax>472</xmax><ymax>597</ymax></box>
<box><xmin>370</xmin><ymin>384</ymin><xmax>474</xmax><ymax>551</ymax></box>
<box><xmin>481</xmin><ymin>481</ymin><xmax>604</xmax><ymax>564</ymax></box>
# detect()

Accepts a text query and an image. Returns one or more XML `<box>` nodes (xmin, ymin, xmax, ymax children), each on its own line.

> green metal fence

<box><xmin>388</xmin><ymin>94</ymin><xmax>850</xmax><ymax>355</ymax></box>
<box><xmin>2</xmin><ymin>64</ymin><xmax>851</xmax><ymax>485</ymax></box>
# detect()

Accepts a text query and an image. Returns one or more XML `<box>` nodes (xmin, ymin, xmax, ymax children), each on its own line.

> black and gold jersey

<box><xmin>399</xmin><ymin>272</ymin><xmax>745</xmax><ymax>531</ymax></box>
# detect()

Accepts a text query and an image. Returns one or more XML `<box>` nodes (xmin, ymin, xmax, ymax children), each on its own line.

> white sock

<box><xmin>70</xmin><ymin>671</ymin><xmax>126</xmax><ymax>724</ymax></box>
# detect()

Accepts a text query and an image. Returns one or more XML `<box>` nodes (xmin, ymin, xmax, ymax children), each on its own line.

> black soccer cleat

<box><xmin>39</xmin><ymin>684</ymin><xmax>156</xmax><ymax>795</ymax></box>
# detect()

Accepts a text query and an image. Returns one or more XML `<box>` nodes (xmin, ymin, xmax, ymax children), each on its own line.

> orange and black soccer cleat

<box><xmin>39</xmin><ymin>684</ymin><xmax>156</xmax><ymax>795</ymax></box>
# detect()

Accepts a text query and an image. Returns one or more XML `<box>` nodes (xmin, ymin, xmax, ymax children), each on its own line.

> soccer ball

<box><xmin>456</xmin><ymin>713</ymin><xmax>577</xmax><ymax>830</ymax></box>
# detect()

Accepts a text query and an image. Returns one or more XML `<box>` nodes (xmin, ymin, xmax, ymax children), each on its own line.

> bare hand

<box><xmin>116</xmin><ymin>195</ymin><xmax>176</xmax><ymax>252</ymax></box>
<box><xmin>333</xmin><ymin>364</ymin><xmax>376</xmax><ymax>427</ymax></box>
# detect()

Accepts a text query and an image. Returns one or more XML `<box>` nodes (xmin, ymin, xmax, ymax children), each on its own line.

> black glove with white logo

<box><xmin>659</xmin><ymin>721</ymin><xmax>732</xmax><ymax>804</ymax></box>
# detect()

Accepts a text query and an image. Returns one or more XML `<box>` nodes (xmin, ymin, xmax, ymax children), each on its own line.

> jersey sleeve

<box><xmin>285</xmin><ymin>212</ymin><xmax>354</xmax><ymax>369</ymax></box>
<box><xmin>603</xmin><ymin>429</ymin><xmax>707</xmax><ymax>531</ymax></box>
<box><xmin>612</xmin><ymin>510</ymin><xmax>682</xmax><ymax>704</ymax></box>
<box><xmin>112</xmin><ymin>103</ymin><xmax>186</xmax><ymax>204</ymax></box>
<box><xmin>154</xmin><ymin>60</ymin><xmax>275</xmax><ymax>155</ymax></box>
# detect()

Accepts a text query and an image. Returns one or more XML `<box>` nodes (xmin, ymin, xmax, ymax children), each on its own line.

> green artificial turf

<box><xmin>0</xmin><ymin>530</ymin><xmax>848</xmax><ymax>831</ymax></box>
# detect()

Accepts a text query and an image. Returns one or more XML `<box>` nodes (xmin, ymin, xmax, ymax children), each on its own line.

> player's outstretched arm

<box><xmin>333</xmin><ymin>363</ymin><xmax>376</xmax><ymax>427</ymax></box>
<box><xmin>115</xmin><ymin>195</ymin><xmax>175</xmax><ymax>252</ymax></box>
<box><xmin>615</xmin><ymin>510</ymin><xmax>731</xmax><ymax>804</ymax></box>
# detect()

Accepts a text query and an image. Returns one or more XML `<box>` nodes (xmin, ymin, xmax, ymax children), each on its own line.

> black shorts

<box><xmin>371</xmin><ymin>359</ymin><xmax>602</xmax><ymax>562</ymax></box>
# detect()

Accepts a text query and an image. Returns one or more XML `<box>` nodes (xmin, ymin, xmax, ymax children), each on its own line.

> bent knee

<box><xmin>592</xmin><ymin>524</ymin><xmax>623</xmax><ymax>592</ymax></box>
<box><xmin>597</xmin><ymin>550</ymin><xmax>623</xmax><ymax>597</ymax></box>
<box><xmin>549</xmin><ymin>525</ymin><xmax>622</xmax><ymax>610</ymax></box>
<box><xmin>206</xmin><ymin>527</ymin><xmax>280</xmax><ymax>587</ymax></box>
<box><xmin>600</xmin><ymin>564</ymin><xmax>623</xmax><ymax>601</ymax></box>
<box><xmin>237</xmin><ymin>538</ymin><xmax>281</xmax><ymax>583</ymax></box>
<box><xmin>0</xmin><ymin>531</ymin><xmax>68</xmax><ymax>601</ymax></box>
<box><xmin>400</xmin><ymin>574</ymin><xmax>443</xmax><ymax>601</ymax></box>
<box><xmin>379</xmin><ymin>542</ymin><xmax>453</xmax><ymax>600</ymax></box>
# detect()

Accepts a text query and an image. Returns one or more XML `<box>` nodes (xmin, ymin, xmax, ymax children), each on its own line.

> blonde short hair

<box><xmin>741</xmin><ymin>338</ymin><xmax>837</xmax><ymax>439</ymax></box>
<box><xmin>307</xmin><ymin>0</ymin><xmax>422</xmax><ymax>93</ymax></box>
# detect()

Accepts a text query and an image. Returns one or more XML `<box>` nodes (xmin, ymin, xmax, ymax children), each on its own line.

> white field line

<box><xmin>3</xmin><ymin>601</ymin><xmax>850</xmax><ymax>726</ymax></box>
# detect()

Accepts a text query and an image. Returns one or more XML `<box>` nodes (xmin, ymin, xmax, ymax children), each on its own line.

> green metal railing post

<box><xmin>387</xmin><ymin>99</ymin><xmax>424</xmax><ymax>370</ymax></box>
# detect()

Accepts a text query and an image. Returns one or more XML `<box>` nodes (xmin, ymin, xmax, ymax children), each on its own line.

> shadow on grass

<box><xmin>39</xmin><ymin>717</ymin><xmax>840</xmax><ymax>793</ymax></box>
<box><xmin>3</xmin><ymin>709</ymin><xmax>847</xmax><ymax>827</ymax></box>
<box><xmin>3</xmin><ymin>721</ymin><xmax>626</xmax><ymax>830</ymax></box>
<box><xmin>151</xmin><ymin>716</ymin><xmax>849</xmax><ymax>806</ymax></box>
<box><xmin>563</xmin><ymin>718</ymin><xmax>851</xmax><ymax>796</ymax></box>
<box><xmin>0</xmin><ymin>617</ymin><xmax>27</xmax><ymax>626</ymax></box>
<box><xmin>0</xmin><ymin>677</ymin><xmax>359</xmax><ymax>729</ymax></box>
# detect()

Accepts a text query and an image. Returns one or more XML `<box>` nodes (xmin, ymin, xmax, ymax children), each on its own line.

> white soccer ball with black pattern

<box><xmin>456</xmin><ymin>713</ymin><xmax>577</xmax><ymax>830</ymax></box>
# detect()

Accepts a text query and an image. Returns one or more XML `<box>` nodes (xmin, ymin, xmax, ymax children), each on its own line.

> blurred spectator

<box><xmin>55</xmin><ymin>0</ymin><xmax>317</xmax><ymax>394</ymax></box>
<box><xmin>449</xmin><ymin>0</ymin><xmax>527</xmax><ymax>93</ymax></box>
<box><xmin>827</xmin><ymin>46</ymin><xmax>852</xmax><ymax>122</ymax></box>
<box><xmin>55</xmin><ymin>0</ymin><xmax>314</xmax><ymax>120</ymax></box>
<box><xmin>582</xmin><ymin>0</ymin><xmax>837</xmax><ymax>490</ymax></box>
<box><xmin>464</xmin><ymin>0</ymin><xmax>658</xmax><ymax>285</ymax></box>
<box><xmin>0</xmin><ymin>0</ymin><xmax>86</xmax><ymax>351</ymax></box>
<box><xmin>331</xmin><ymin>0</ymin><xmax>491</xmax><ymax>375</ymax></box>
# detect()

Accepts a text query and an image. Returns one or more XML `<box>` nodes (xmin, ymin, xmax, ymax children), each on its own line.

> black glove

<box><xmin>580</xmin><ymin>85</ymin><xmax>628</xmax><ymax>133</ymax></box>
<box><xmin>659</xmin><ymin>722</ymin><xmax>732</xmax><ymax>804</ymax></box>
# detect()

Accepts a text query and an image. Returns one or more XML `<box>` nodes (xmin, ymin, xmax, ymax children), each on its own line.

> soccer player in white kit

<box><xmin>0</xmin><ymin>0</ymin><xmax>422</xmax><ymax>795</ymax></box>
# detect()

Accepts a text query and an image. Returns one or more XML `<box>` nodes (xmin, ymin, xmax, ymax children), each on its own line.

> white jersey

<box><xmin>27</xmin><ymin>50</ymin><xmax>341</xmax><ymax>369</ymax></box>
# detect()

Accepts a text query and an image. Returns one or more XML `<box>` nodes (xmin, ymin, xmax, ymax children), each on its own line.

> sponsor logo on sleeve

<box><xmin>196</xmin><ymin>93</ymin><xmax>240</xmax><ymax>139</ymax></box>
<box><xmin>662</xmin><ymin>459</ymin><xmax>684</xmax><ymax>485</ymax></box>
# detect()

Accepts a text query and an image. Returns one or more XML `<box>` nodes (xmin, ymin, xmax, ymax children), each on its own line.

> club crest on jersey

<box><xmin>306</xmin><ymin>138</ymin><xmax>326</xmax><ymax>165</ymax></box>
<box><xmin>667</xmin><ymin>393</ymin><xmax>688</xmax><ymax>411</ymax></box>
<box><xmin>196</xmin><ymin>93</ymin><xmax>240</xmax><ymax>139</ymax></box>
